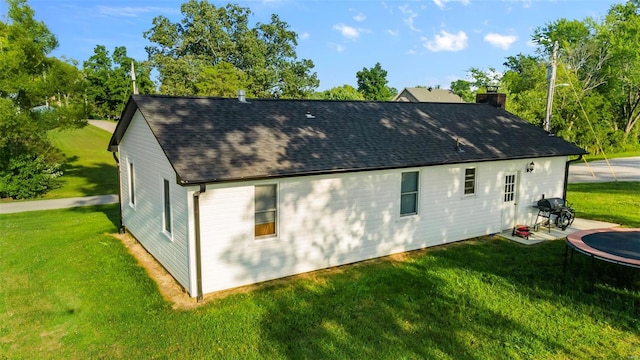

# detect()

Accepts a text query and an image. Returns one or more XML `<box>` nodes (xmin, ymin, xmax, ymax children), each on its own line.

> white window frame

<box><xmin>464</xmin><ymin>167</ymin><xmax>476</xmax><ymax>196</ymax></box>
<box><xmin>254</xmin><ymin>183</ymin><xmax>278</xmax><ymax>239</ymax></box>
<box><xmin>400</xmin><ymin>171</ymin><xmax>419</xmax><ymax>216</ymax></box>
<box><xmin>162</xmin><ymin>178</ymin><xmax>172</xmax><ymax>238</ymax></box>
<box><xmin>128</xmin><ymin>159</ymin><xmax>135</xmax><ymax>207</ymax></box>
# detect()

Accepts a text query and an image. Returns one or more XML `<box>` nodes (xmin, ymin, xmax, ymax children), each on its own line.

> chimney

<box><xmin>475</xmin><ymin>86</ymin><xmax>506</xmax><ymax>108</ymax></box>
<box><xmin>237</xmin><ymin>89</ymin><xmax>246</xmax><ymax>103</ymax></box>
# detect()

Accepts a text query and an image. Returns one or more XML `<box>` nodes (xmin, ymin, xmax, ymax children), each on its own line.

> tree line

<box><xmin>1</xmin><ymin>0</ymin><xmax>639</xmax><ymax>199</ymax></box>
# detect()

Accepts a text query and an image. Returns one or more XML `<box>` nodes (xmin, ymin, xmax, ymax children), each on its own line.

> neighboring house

<box><xmin>393</xmin><ymin>87</ymin><xmax>465</xmax><ymax>103</ymax></box>
<box><xmin>108</xmin><ymin>94</ymin><xmax>586</xmax><ymax>299</ymax></box>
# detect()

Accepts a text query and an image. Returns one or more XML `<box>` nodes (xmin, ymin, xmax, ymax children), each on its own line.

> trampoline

<box><xmin>565</xmin><ymin>228</ymin><xmax>640</xmax><ymax>268</ymax></box>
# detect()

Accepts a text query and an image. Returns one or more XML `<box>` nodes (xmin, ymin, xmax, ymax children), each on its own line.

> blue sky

<box><xmin>2</xmin><ymin>0</ymin><xmax>620</xmax><ymax>91</ymax></box>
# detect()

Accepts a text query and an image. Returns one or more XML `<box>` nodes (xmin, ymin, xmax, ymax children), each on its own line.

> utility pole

<box><xmin>130</xmin><ymin>60</ymin><xmax>138</xmax><ymax>95</ymax></box>
<box><xmin>543</xmin><ymin>41</ymin><xmax>558</xmax><ymax>133</ymax></box>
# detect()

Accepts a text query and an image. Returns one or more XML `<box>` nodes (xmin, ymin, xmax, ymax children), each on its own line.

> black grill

<box><xmin>536</xmin><ymin>197</ymin><xmax>565</xmax><ymax>211</ymax></box>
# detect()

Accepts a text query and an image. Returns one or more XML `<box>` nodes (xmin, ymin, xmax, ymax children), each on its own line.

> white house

<box><xmin>108</xmin><ymin>94</ymin><xmax>586</xmax><ymax>300</ymax></box>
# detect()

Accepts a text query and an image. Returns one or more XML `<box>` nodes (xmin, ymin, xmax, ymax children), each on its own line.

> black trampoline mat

<box><xmin>582</xmin><ymin>231</ymin><xmax>640</xmax><ymax>261</ymax></box>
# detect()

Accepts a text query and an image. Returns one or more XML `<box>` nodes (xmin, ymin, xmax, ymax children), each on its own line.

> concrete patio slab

<box><xmin>499</xmin><ymin>218</ymin><xmax>620</xmax><ymax>245</ymax></box>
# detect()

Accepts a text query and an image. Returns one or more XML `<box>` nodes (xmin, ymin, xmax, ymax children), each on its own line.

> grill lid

<box><xmin>537</xmin><ymin>197</ymin><xmax>565</xmax><ymax>210</ymax></box>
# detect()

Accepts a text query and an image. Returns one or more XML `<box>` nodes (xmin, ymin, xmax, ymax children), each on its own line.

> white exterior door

<box><xmin>501</xmin><ymin>172</ymin><xmax>518</xmax><ymax>230</ymax></box>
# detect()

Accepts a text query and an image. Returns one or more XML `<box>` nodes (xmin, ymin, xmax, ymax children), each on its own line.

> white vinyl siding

<box><xmin>196</xmin><ymin>157</ymin><xmax>569</xmax><ymax>294</ymax></box>
<box><xmin>118</xmin><ymin>110</ymin><xmax>190</xmax><ymax>292</ymax></box>
<box><xmin>400</xmin><ymin>171</ymin><xmax>419</xmax><ymax>216</ymax></box>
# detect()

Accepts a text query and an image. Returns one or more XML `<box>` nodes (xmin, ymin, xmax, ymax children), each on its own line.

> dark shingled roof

<box><xmin>109</xmin><ymin>94</ymin><xmax>587</xmax><ymax>185</ymax></box>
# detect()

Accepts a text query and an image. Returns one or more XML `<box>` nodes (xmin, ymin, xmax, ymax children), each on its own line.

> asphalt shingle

<box><xmin>109</xmin><ymin>95</ymin><xmax>587</xmax><ymax>184</ymax></box>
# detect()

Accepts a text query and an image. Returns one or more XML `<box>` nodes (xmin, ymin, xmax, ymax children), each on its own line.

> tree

<box><xmin>0</xmin><ymin>0</ymin><xmax>85</xmax><ymax>199</ymax></box>
<box><xmin>356</xmin><ymin>62</ymin><xmax>396</xmax><ymax>101</ymax></box>
<box><xmin>600</xmin><ymin>1</ymin><xmax>640</xmax><ymax>141</ymax></box>
<box><xmin>315</xmin><ymin>85</ymin><xmax>364</xmax><ymax>100</ymax></box>
<box><xmin>449</xmin><ymin>79</ymin><xmax>474</xmax><ymax>103</ymax></box>
<box><xmin>195</xmin><ymin>61</ymin><xmax>250</xmax><ymax>97</ymax></box>
<box><xmin>83</xmin><ymin>45</ymin><xmax>154</xmax><ymax>119</ymax></box>
<box><xmin>144</xmin><ymin>1</ymin><xmax>318</xmax><ymax>98</ymax></box>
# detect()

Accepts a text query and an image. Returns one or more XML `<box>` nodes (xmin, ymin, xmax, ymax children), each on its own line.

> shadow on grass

<box><xmin>429</xmin><ymin>239</ymin><xmax>639</xmax><ymax>330</ymax></box>
<box><xmin>69</xmin><ymin>203</ymin><xmax>120</xmax><ymax>231</ymax></box>
<box><xmin>255</xmin><ymin>238</ymin><xmax>639</xmax><ymax>358</ymax></box>
<box><xmin>52</xmin><ymin>155</ymin><xmax>118</xmax><ymax>197</ymax></box>
<box><xmin>256</xmin><ymin>245</ymin><xmax>573</xmax><ymax>358</ymax></box>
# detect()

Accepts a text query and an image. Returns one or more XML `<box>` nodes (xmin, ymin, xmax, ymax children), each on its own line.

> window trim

<box><xmin>463</xmin><ymin>167</ymin><xmax>476</xmax><ymax>196</ymax></box>
<box><xmin>128</xmin><ymin>159</ymin><xmax>135</xmax><ymax>207</ymax></box>
<box><xmin>162</xmin><ymin>178</ymin><xmax>172</xmax><ymax>238</ymax></box>
<box><xmin>400</xmin><ymin>170</ymin><xmax>419</xmax><ymax>216</ymax></box>
<box><xmin>254</xmin><ymin>183</ymin><xmax>278</xmax><ymax>239</ymax></box>
<box><xmin>504</xmin><ymin>173</ymin><xmax>516</xmax><ymax>202</ymax></box>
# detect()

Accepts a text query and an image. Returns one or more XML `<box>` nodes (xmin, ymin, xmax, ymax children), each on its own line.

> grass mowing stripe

<box><xmin>44</xmin><ymin>125</ymin><xmax>118</xmax><ymax>199</ymax></box>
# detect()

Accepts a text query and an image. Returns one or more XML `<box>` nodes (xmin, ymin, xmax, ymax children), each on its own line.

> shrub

<box><xmin>0</xmin><ymin>154</ymin><xmax>62</xmax><ymax>199</ymax></box>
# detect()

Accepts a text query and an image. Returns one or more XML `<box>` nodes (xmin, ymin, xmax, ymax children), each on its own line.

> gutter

<box><xmin>193</xmin><ymin>184</ymin><xmax>206</xmax><ymax>302</ymax></box>
<box><xmin>563</xmin><ymin>154</ymin><xmax>585</xmax><ymax>201</ymax></box>
<box><xmin>111</xmin><ymin>151</ymin><xmax>125</xmax><ymax>234</ymax></box>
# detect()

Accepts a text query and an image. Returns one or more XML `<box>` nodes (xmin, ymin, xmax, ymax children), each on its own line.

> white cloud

<box><xmin>299</xmin><ymin>32</ymin><xmax>310</xmax><ymax>40</ymax></box>
<box><xmin>353</xmin><ymin>13</ymin><xmax>366</xmax><ymax>22</ymax></box>
<box><xmin>387</xmin><ymin>29</ymin><xmax>400</xmax><ymax>37</ymax></box>
<box><xmin>333</xmin><ymin>23</ymin><xmax>360</xmax><ymax>40</ymax></box>
<box><xmin>432</xmin><ymin>0</ymin><xmax>470</xmax><ymax>9</ymax></box>
<box><xmin>484</xmin><ymin>33</ymin><xmax>518</xmax><ymax>50</ymax></box>
<box><xmin>424</xmin><ymin>30</ymin><xmax>468</xmax><ymax>52</ymax></box>
<box><xmin>98</xmin><ymin>6</ymin><xmax>175</xmax><ymax>17</ymax></box>
<box><xmin>398</xmin><ymin>5</ymin><xmax>421</xmax><ymax>32</ymax></box>
<box><xmin>329</xmin><ymin>43</ymin><xmax>345</xmax><ymax>53</ymax></box>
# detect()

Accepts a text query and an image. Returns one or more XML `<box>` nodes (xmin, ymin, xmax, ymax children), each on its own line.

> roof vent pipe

<box><xmin>238</xmin><ymin>89</ymin><xmax>246</xmax><ymax>103</ymax></box>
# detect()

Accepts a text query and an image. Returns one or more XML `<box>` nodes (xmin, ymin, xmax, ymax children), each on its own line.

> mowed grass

<box><xmin>44</xmin><ymin>125</ymin><xmax>117</xmax><ymax>199</ymax></box>
<box><xmin>1</xmin><ymin>199</ymin><xmax>638</xmax><ymax>359</ymax></box>
<box><xmin>567</xmin><ymin>181</ymin><xmax>640</xmax><ymax>228</ymax></box>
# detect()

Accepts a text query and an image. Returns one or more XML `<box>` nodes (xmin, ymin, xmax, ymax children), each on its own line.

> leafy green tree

<box><xmin>600</xmin><ymin>0</ymin><xmax>640</xmax><ymax>142</ymax></box>
<box><xmin>0</xmin><ymin>0</ymin><xmax>84</xmax><ymax>199</ymax></box>
<box><xmin>449</xmin><ymin>79</ymin><xmax>474</xmax><ymax>103</ymax></box>
<box><xmin>195</xmin><ymin>61</ymin><xmax>250</xmax><ymax>97</ymax></box>
<box><xmin>356</xmin><ymin>62</ymin><xmax>396</xmax><ymax>101</ymax></box>
<box><xmin>144</xmin><ymin>1</ymin><xmax>318</xmax><ymax>98</ymax></box>
<box><xmin>83</xmin><ymin>45</ymin><xmax>154</xmax><ymax>119</ymax></box>
<box><xmin>315</xmin><ymin>85</ymin><xmax>364</xmax><ymax>100</ymax></box>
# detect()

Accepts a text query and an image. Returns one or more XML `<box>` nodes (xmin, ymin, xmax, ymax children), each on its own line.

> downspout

<box><xmin>193</xmin><ymin>184</ymin><xmax>206</xmax><ymax>302</ymax></box>
<box><xmin>112</xmin><ymin>151</ymin><xmax>125</xmax><ymax>234</ymax></box>
<box><xmin>563</xmin><ymin>154</ymin><xmax>584</xmax><ymax>201</ymax></box>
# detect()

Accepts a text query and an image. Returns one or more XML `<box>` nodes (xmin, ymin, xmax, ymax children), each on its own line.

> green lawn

<box><xmin>1</xmin><ymin>185</ymin><xmax>638</xmax><ymax>359</ymax></box>
<box><xmin>567</xmin><ymin>182</ymin><xmax>640</xmax><ymax>228</ymax></box>
<box><xmin>582</xmin><ymin>150</ymin><xmax>640</xmax><ymax>162</ymax></box>
<box><xmin>44</xmin><ymin>125</ymin><xmax>118</xmax><ymax>199</ymax></box>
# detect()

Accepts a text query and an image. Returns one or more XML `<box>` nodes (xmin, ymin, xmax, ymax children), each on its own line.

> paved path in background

<box><xmin>88</xmin><ymin>119</ymin><xmax>116</xmax><ymax>133</ymax></box>
<box><xmin>0</xmin><ymin>195</ymin><xmax>118</xmax><ymax>214</ymax></box>
<box><xmin>568</xmin><ymin>156</ymin><xmax>640</xmax><ymax>183</ymax></box>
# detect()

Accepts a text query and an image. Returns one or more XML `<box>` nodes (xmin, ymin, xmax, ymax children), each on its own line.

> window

<box><xmin>128</xmin><ymin>161</ymin><xmax>135</xmax><ymax>206</ymax></box>
<box><xmin>400</xmin><ymin>171</ymin><xmax>419</xmax><ymax>216</ymax></box>
<box><xmin>464</xmin><ymin>168</ymin><xmax>476</xmax><ymax>195</ymax></box>
<box><xmin>255</xmin><ymin>184</ymin><xmax>277</xmax><ymax>237</ymax></box>
<box><xmin>504</xmin><ymin>174</ymin><xmax>516</xmax><ymax>202</ymax></box>
<box><xmin>163</xmin><ymin>179</ymin><xmax>171</xmax><ymax>234</ymax></box>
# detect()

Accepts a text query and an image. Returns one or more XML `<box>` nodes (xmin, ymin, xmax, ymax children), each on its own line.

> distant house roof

<box><xmin>109</xmin><ymin>95</ymin><xmax>586</xmax><ymax>185</ymax></box>
<box><xmin>393</xmin><ymin>87</ymin><xmax>465</xmax><ymax>103</ymax></box>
